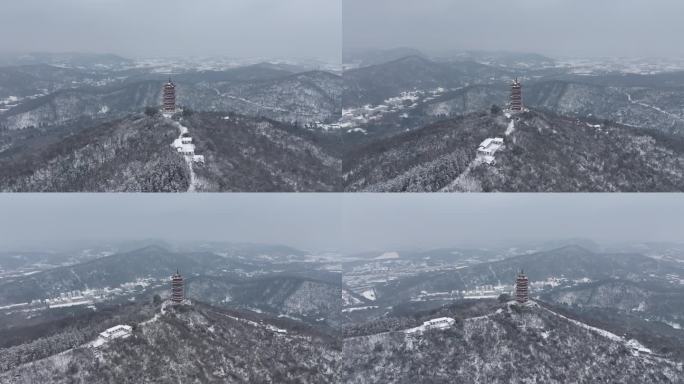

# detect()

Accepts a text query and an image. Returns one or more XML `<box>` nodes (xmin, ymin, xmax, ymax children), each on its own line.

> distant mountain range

<box><xmin>0</xmin><ymin>244</ymin><xmax>340</xmax><ymax>311</ymax></box>
<box><xmin>456</xmin><ymin>245</ymin><xmax>678</xmax><ymax>286</ymax></box>
<box><xmin>342</xmin><ymin>53</ymin><xmax>684</xmax><ymax>136</ymax></box>
<box><xmin>343</xmin><ymin>47</ymin><xmax>556</xmax><ymax>71</ymax></box>
<box><xmin>0</xmin><ymin>52</ymin><xmax>134</xmax><ymax>69</ymax></box>
<box><xmin>0</xmin><ymin>245</ymin><xmax>222</xmax><ymax>306</ymax></box>
<box><xmin>186</xmin><ymin>274</ymin><xmax>342</xmax><ymax>327</ymax></box>
<box><xmin>0</xmin><ymin>62</ymin><xmax>341</xmax><ymax>130</ymax></box>
<box><xmin>343</xmin><ymin>55</ymin><xmax>510</xmax><ymax>107</ymax></box>
<box><xmin>364</xmin><ymin>245</ymin><xmax>682</xmax><ymax>307</ymax></box>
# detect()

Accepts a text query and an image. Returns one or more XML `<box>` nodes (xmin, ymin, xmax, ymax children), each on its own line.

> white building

<box><xmin>423</xmin><ymin>317</ymin><xmax>456</xmax><ymax>330</ymax></box>
<box><xmin>173</xmin><ymin>138</ymin><xmax>196</xmax><ymax>156</ymax></box>
<box><xmin>172</xmin><ymin>129</ymin><xmax>205</xmax><ymax>164</ymax></box>
<box><xmin>477</xmin><ymin>137</ymin><xmax>504</xmax><ymax>156</ymax></box>
<box><xmin>405</xmin><ymin>317</ymin><xmax>456</xmax><ymax>335</ymax></box>
<box><xmin>99</xmin><ymin>324</ymin><xmax>132</xmax><ymax>340</ymax></box>
<box><xmin>477</xmin><ymin>137</ymin><xmax>504</xmax><ymax>164</ymax></box>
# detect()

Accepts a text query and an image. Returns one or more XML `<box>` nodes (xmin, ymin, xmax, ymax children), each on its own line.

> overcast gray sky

<box><xmin>4</xmin><ymin>1</ymin><xmax>678</xmax><ymax>62</ymax></box>
<box><xmin>344</xmin><ymin>0</ymin><xmax>684</xmax><ymax>58</ymax></box>
<box><xmin>0</xmin><ymin>0</ymin><xmax>341</xmax><ymax>61</ymax></box>
<box><xmin>1</xmin><ymin>194</ymin><xmax>682</xmax><ymax>253</ymax></box>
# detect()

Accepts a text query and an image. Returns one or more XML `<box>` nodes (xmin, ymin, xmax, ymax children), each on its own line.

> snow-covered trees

<box><xmin>0</xmin><ymin>302</ymin><xmax>341</xmax><ymax>384</ymax></box>
<box><xmin>344</xmin><ymin>109</ymin><xmax>684</xmax><ymax>192</ymax></box>
<box><xmin>0</xmin><ymin>115</ymin><xmax>190</xmax><ymax>192</ymax></box>
<box><xmin>342</xmin><ymin>304</ymin><xmax>682</xmax><ymax>383</ymax></box>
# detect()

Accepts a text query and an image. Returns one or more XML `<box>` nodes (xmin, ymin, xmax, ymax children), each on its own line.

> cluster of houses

<box><xmin>337</xmin><ymin>88</ymin><xmax>447</xmax><ymax>132</ymax></box>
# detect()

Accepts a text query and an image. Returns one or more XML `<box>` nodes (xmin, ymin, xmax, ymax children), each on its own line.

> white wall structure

<box><xmin>172</xmin><ymin>134</ymin><xmax>204</xmax><ymax>163</ymax></box>
<box><xmin>476</xmin><ymin>137</ymin><xmax>505</xmax><ymax>164</ymax></box>
<box><xmin>405</xmin><ymin>317</ymin><xmax>456</xmax><ymax>335</ymax></box>
<box><xmin>423</xmin><ymin>317</ymin><xmax>456</xmax><ymax>330</ymax></box>
<box><xmin>90</xmin><ymin>324</ymin><xmax>133</xmax><ymax>348</ymax></box>
<box><xmin>100</xmin><ymin>324</ymin><xmax>133</xmax><ymax>340</ymax></box>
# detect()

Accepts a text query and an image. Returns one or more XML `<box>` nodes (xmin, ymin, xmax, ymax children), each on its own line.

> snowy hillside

<box><xmin>0</xmin><ymin>111</ymin><xmax>341</xmax><ymax>192</ymax></box>
<box><xmin>0</xmin><ymin>114</ymin><xmax>190</xmax><ymax>192</ymax></box>
<box><xmin>343</xmin><ymin>109</ymin><xmax>684</xmax><ymax>192</ymax></box>
<box><xmin>342</xmin><ymin>301</ymin><xmax>682</xmax><ymax>383</ymax></box>
<box><xmin>1</xmin><ymin>301</ymin><xmax>340</xmax><ymax>383</ymax></box>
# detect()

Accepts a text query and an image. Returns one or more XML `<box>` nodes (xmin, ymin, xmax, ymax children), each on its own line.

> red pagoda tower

<box><xmin>162</xmin><ymin>78</ymin><xmax>176</xmax><ymax>115</ymax></box>
<box><xmin>171</xmin><ymin>269</ymin><xmax>184</xmax><ymax>304</ymax></box>
<box><xmin>509</xmin><ymin>78</ymin><xmax>523</xmax><ymax>112</ymax></box>
<box><xmin>515</xmin><ymin>270</ymin><xmax>529</xmax><ymax>304</ymax></box>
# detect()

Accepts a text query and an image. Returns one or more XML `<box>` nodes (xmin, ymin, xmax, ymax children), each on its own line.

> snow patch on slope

<box><xmin>361</xmin><ymin>289</ymin><xmax>376</xmax><ymax>301</ymax></box>
<box><xmin>342</xmin><ymin>305</ymin><xmax>379</xmax><ymax>313</ymax></box>
<box><xmin>505</xmin><ymin>119</ymin><xmax>515</xmax><ymax>136</ymax></box>
<box><xmin>342</xmin><ymin>290</ymin><xmax>362</xmax><ymax>306</ymax></box>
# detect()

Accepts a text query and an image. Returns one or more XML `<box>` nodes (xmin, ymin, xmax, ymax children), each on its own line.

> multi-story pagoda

<box><xmin>515</xmin><ymin>270</ymin><xmax>529</xmax><ymax>304</ymax></box>
<box><xmin>509</xmin><ymin>78</ymin><xmax>523</xmax><ymax>112</ymax></box>
<box><xmin>162</xmin><ymin>78</ymin><xmax>176</xmax><ymax>115</ymax></box>
<box><xmin>171</xmin><ymin>269</ymin><xmax>184</xmax><ymax>304</ymax></box>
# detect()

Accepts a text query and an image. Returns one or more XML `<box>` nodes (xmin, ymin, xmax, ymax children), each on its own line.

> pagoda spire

<box><xmin>515</xmin><ymin>270</ymin><xmax>529</xmax><ymax>304</ymax></box>
<box><xmin>509</xmin><ymin>77</ymin><xmax>523</xmax><ymax>112</ymax></box>
<box><xmin>162</xmin><ymin>78</ymin><xmax>177</xmax><ymax>115</ymax></box>
<box><xmin>171</xmin><ymin>269</ymin><xmax>184</xmax><ymax>304</ymax></box>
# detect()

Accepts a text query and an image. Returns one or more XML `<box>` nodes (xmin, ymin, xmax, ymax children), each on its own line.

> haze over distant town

<box><xmin>1</xmin><ymin>194</ymin><xmax>683</xmax><ymax>253</ymax></box>
<box><xmin>343</xmin><ymin>0</ymin><xmax>684</xmax><ymax>58</ymax></box>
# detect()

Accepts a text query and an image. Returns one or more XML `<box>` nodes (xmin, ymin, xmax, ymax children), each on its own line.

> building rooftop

<box><xmin>478</xmin><ymin>137</ymin><xmax>504</xmax><ymax>149</ymax></box>
<box><xmin>99</xmin><ymin>324</ymin><xmax>132</xmax><ymax>339</ymax></box>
